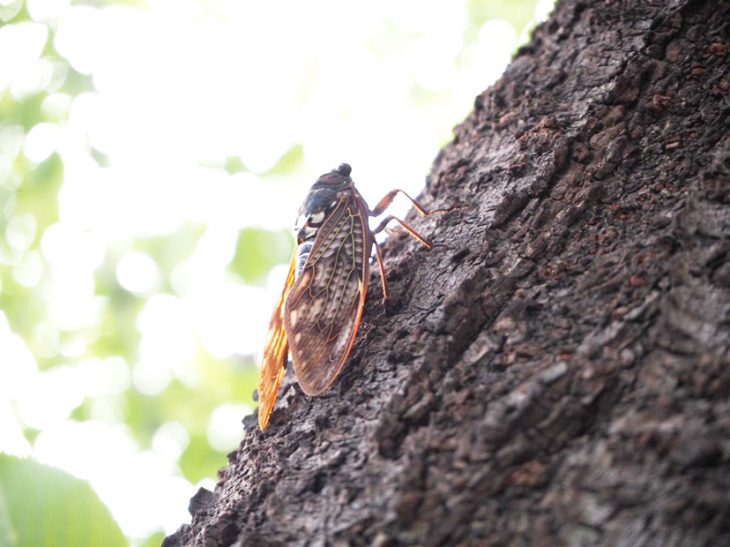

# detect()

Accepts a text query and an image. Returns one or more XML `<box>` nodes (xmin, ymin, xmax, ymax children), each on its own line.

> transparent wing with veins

<box><xmin>257</xmin><ymin>251</ymin><xmax>296</xmax><ymax>431</ymax></box>
<box><xmin>284</xmin><ymin>195</ymin><xmax>370</xmax><ymax>395</ymax></box>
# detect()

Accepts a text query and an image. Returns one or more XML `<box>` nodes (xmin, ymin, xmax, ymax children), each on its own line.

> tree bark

<box><xmin>165</xmin><ymin>0</ymin><xmax>730</xmax><ymax>545</ymax></box>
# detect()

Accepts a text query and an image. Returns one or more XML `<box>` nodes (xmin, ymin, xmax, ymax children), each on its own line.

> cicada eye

<box><xmin>335</xmin><ymin>163</ymin><xmax>351</xmax><ymax>176</ymax></box>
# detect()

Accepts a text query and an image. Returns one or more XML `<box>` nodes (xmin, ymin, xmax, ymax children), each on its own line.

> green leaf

<box><xmin>0</xmin><ymin>483</ymin><xmax>14</xmax><ymax>547</ymax></box>
<box><xmin>0</xmin><ymin>454</ymin><xmax>126</xmax><ymax>547</ymax></box>
<box><xmin>223</xmin><ymin>156</ymin><xmax>247</xmax><ymax>175</ymax></box>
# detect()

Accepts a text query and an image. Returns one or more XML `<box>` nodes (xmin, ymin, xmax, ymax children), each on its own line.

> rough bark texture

<box><xmin>166</xmin><ymin>1</ymin><xmax>730</xmax><ymax>545</ymax></box>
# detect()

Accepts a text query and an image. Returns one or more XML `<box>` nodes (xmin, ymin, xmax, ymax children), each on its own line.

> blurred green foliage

<box><xmin>230</xmin><ymin>228</ymin><xmax>292</xmax><ymax>286</ymax></box>
<box><xmin>467</xmin><ymin>0</ymin><xmax>540</xmax><ymax>32</ymax></box>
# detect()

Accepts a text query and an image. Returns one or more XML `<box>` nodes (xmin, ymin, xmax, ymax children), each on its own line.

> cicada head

<box><xmin>294</xmin><ymin>164</ymin><xmax>353</xmax><ymax>245</ymax></box>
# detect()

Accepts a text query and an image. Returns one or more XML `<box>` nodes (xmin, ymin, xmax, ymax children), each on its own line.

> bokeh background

<box><xmin>0</xmin><ymin>0</ymin><xmax>552</xmax><ymax>544</ymax></box>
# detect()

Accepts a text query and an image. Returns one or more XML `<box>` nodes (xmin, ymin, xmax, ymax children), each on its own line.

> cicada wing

<box><xmin>257</xmin><ymin>251</ymin><xmax>297</xmax><ymax>431</ymax></box>
<box><xmin>285</xmin><ymin>197</ymin><xmax>371</xmax><ymax>395</ymax></box>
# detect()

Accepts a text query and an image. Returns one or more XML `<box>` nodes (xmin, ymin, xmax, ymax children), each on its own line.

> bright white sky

<box><xmin>0</xmin><ymin>0</ymin><xmax>554</xmax><ymax>541</ymax></box>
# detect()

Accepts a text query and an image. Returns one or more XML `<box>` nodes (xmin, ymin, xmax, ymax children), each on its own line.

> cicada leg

<box><xmin>373</xmin><ymin>239</ymin><xmax>389</xmax><ymax>303</ymax></box>
<box><xmin>369</xmin><ymin>188</ymin><xmax>436</xmax><ymax>249</ymax></box>
<box><xmin>369</xmin><ymin>188</ymin><xmax>444</xmax><ymax>304</ymax></box>
<box><xmin>369</xmin><ymin>189</ymin><xmax>430</xmax><ymax>217</ymax></box>
<box><xmin>372</xmin><ymin>215</ymin><xmax>432</xmax><ymax>250</ymax></box>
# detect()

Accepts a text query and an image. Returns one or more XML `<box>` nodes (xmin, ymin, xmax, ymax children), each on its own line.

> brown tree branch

<box><xmin>166</xmin><ymin>0</ymin><xmax>730</xmax><ymax>544</ymax></box>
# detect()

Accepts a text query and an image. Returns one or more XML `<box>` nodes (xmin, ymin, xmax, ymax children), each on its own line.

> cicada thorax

<box><xmin>294</xmin><ymin>189</ymin><xmax>339</xmax><ymax>276</ymax></box>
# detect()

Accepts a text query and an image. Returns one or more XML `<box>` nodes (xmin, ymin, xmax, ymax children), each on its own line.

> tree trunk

<box><xmin>165</xmin><ymin>0</ymin><xmax>730</xmax><ymax>545</ymax></box>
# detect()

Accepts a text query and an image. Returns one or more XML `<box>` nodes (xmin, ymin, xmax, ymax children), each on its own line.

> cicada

<box><xmin>257</xmin><ymin>163</ymin><xmax>434</xmax><ymax>431</ymax></box>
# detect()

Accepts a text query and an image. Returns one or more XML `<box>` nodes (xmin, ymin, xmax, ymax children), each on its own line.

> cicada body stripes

<box><xmin>257</xmin><ymin>163</ymin><xmax>434</xmax><ymax>431</ymax></box>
